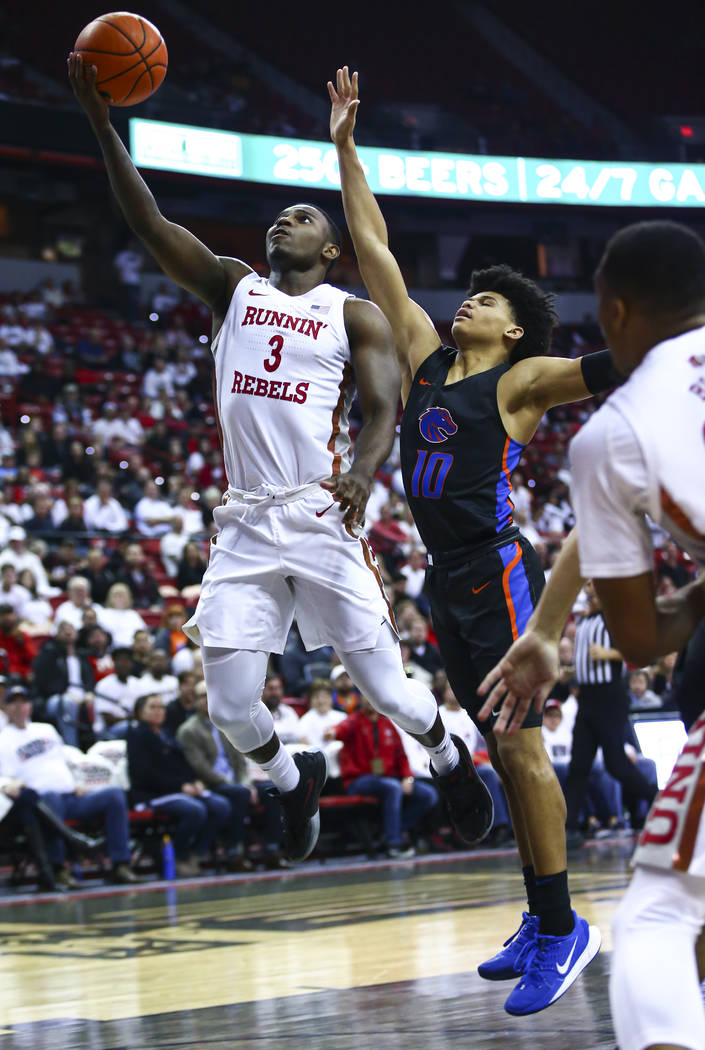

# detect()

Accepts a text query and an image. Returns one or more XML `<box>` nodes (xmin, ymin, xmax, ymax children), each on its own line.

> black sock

<box><xmin>522</xmin><ymin>865</ymin><xmax>538</xmax><ymax>916</ymax></box>
<box><xmin>534</xmin><ymin>870</ymin><xmax>574</xmax><ymax>936</ymax></box>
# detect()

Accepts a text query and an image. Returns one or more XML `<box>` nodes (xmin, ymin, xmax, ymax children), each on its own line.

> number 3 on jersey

<box><xmin>264</xmin><ymin>334</ymin><xmax>283</xmax><ymax>373</ymax></box>
<box><xmin>411</xmin><ymin>449</ymin><xmax>453</xmax><ymax>499</ymax></box>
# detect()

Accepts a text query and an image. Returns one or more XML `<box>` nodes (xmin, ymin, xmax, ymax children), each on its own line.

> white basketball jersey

<box><xmin>212</xmin><ymin>273</ymin><xmax>356</xmax><ymax>491</ymax></box>
<box><xmin>607</xmin><ymin>325</ymin><xmax>705</xmax><ymax>567</ymax></box>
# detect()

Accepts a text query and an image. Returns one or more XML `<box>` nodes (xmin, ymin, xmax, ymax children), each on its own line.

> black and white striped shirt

<box><xmin>573</xmin><ymin>612</ymin><xmax>622</xmax><ymax>685</ymax></box>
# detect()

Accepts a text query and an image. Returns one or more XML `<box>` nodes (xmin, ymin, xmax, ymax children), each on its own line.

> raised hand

<box><xmin>67</xmin><ymin>51</ymin><xmax>110</xmax><ymax>130</ymax></box>
<box><xmin>476</xmin><ymin>628</ymin><xmax>559</xmax><ymax>735</ymax></box>
<box><xmin>328</xmin><ymin>66</ymin><xmax>360</xmax><ymax>148</ymax></box>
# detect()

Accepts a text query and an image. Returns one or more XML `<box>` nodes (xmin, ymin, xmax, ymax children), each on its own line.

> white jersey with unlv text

<box><xmin>570</xmin><ymin>325</ymin><xmax>705</xmax><ymax>876</ymax></box>
<box><xmin>571</xmin><ymin>325</ymin><xmax>705</xmax><ymax>580</ymax></box>
<box><xmin>212</xmin><ymin>273</ymin><xmax>355</xmax><ymax>492</ymax></box>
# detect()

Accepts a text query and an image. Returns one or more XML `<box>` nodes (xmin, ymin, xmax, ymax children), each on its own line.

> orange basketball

<box><xmin>74</xmin><ymin>12</ymin><xmax>167</xmax><ymax>107</ymax></box>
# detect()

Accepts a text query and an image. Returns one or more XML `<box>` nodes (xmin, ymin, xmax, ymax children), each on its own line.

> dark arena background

<box><xmin>0</xmin><ymin>1</ymin><xmax>703</xmax><ymax>1047</ymax></box>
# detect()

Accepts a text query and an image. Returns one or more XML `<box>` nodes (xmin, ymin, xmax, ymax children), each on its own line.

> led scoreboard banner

<box><xmin>130</xmin><ymin>118</ymin><xmax>705</xmax><ymax>208</ymax></box>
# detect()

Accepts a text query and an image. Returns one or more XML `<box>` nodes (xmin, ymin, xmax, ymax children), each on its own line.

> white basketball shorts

<box><xmin>184</xmin><ymin>486</ymin><xmax>396</xmax><ymax>654</ymax></box>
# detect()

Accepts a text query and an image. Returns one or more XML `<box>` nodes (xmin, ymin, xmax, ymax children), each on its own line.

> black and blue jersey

<box><xmin>399</xmin><ymin>345</ymin><xmax>522</xmax><ymax>554</ymax></box>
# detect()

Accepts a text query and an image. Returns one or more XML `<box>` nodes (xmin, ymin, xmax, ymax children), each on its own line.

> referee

<box><xmin>565</xmin><ymin>580</ymin><xmax>657</xmax><ymax>847</ymax></box>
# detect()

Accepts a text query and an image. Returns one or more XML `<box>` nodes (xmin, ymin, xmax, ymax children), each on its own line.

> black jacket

<box><xmin>126</xmin><ymin>720</ymin><xmax>196</xmax><ymax>804</ymax></box>
<box><xmin>32</xmin><ymin>639</ymin><xmax>95</xmax><ymax>699</ymax></box>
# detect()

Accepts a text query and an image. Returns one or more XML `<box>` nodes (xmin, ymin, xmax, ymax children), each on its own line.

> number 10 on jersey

<box><xmin>410</xmin><ymin>450</ymin><xmax>453</xmax><ymax>499</ymax></box>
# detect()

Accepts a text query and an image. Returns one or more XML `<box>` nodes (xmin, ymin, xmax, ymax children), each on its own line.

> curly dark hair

<box><xmin>467</xmin><ymin>264</ymin><xmax>558</xmax><ymax>363</ymax></box>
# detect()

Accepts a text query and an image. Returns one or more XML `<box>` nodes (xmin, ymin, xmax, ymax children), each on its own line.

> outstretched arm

<box><xmin>329</xmin><ymin>67</ymin><xmax>438</xmax><ymax>395</ymax></box>
<box><xmin>320</xmin><ymin>299</ymin><xmax>400</xmax><ymax>527</ymax></box>
<box><xmin>68</xmin><ymin>53</ymin><xmax>249</xmax><ymax>314</ymax></box>
<box><xmin>499</xmin><ymin>349</ymin><xmax>622</xmax><ymax>444</ymax></box>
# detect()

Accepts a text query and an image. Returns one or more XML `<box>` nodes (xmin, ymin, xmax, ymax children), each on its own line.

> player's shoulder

<box><xmin>343</xmin><ymin>296</ymin><xmax>394</xmax><ymax>339</ymax></box>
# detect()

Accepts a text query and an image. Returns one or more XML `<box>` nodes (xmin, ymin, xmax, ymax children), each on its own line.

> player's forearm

<box><xmin>349</xmin><ymin>406</ymin><xmax>396</xmax><ymax>483</ymax></box>
<box><xmin>336</xmin><ymin>140</ymin><xmax>389</xmax><ymax>252</ymax></box>
<box><xmin>527</xmin><ymin>530</ymin><xmax>584</xmax><ymax>641</ymax></box>
<box><xmin>93</xmin><ymin>121</ymin><xmax>164</xmax><ymax>238</ymax></box>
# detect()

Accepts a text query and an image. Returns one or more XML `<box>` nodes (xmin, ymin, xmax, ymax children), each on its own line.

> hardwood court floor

<box><xmin>0</xmin><ymin>841</ymin><xmax>634</xmax><ymax>1050</ymax></box>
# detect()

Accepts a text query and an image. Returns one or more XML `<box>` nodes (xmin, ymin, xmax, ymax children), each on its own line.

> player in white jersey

<box><xmin>69</xmin><ymin>53</ymin><xmax>493</xmax><ymax>863</ymax></box>
<box><xmin>478</xmin><ymin>221</ymin><xmax>705</xmax><ymax>1050</ymax></box>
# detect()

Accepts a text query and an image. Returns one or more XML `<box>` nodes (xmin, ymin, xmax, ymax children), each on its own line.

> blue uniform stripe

<box><xmin>494</xmin><ymin>437</ymin><xmax>524</xmax><ymax>533</ymax></box>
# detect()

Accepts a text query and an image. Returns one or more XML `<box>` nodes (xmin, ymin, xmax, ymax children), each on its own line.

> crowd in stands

<box><xmin>0</xmin><ymin>274</ymin><xmax>694</xmax><ymax>891</ymax></box>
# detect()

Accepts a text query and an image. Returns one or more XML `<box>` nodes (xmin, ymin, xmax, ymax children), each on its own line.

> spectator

<box><xmin>400</xmin><ymin>548</ymin><xmax>427</xmax><ymax>601</ymax></box>
<box><xmin>164</xmin><ymin>670</ymin><xmax>199</xmax><ymax>737</ymax></box>
<box><xmin>657</xmin><ymin>540</ymin><xmax>691</xmax><ymax>589</ymax></box>
<box><xmin>131</xmin><ymin>628</ymin><xmax>153</xmax><ymax>676</ymax></box>
<box><xmin>142</xmin><ymin>356</ymin><xmax>174</xmax><ymax>400</ymax></box>
<box><xmin>137</xmin><ymin>648</ymin><xmax>179</xmax><ymax>705</ymax></box>
<box><xmin>0</xmin><ymin>338</ymin><xmax>29</xmax><ymax>377</ymax></box>
<box><xmin>169</xmin><ymin>346</ymin><xmax>197</xmax><ymax>389</ymax></box>
<box><xmin>24</xmin><ymin>490</ymin><xmax>56</xmax><ymax>541</ymax></box>
<box><xmin>54</xmin><ymin>575</ymin><xmax>102</xmax><ymax>632</ymax></box>
<box><xmin>16</xmin><ymin>568</ymin><xmax>53</xmax><ymax>634</ymax></box>
<box><xmin>80</xmin><ymin>624</ymin><xmax>114</xmax><ymax>682</ymax></box>
<box><xmin>112</xmin><ymin>400</ymin><xmax>144</xmax><ymax>447</ymax></box>
<box><xmin>80</xmin><ymin>548</ymin><xmax>114</xmax><ymax>606</ymax></box>
<box><xmin>126</xmin><ymin>693</ymin><xmax>230</xmax><ymax>877</ymax></box>
<box><xmin>326</xmin><ymin>695</ymin><xmax>438</xmax><ymax>858</ymax></box>
<box><xmin>91</xmin><ymin>402</ymin><xmax>123</xmax><ymax>451</ymax></box>
<box><xmin>75</xmin><ymin>326</ymin><xmax>110</xmax><ymax>367</ymax></box>
<box><xmin>160</xmin><ymin>516</ymin><xmax>188</xmax><ymax>578</ymax></box>
<box><xmin>176</xmin><ymin>682</ymin><xmax>254</xmax><ymax>871</ymax></box>
<box><xmin>0</xmin><ymin>562</ymin><xmax>31</xmax><ymax>617</ymax></box>
<box><xmin>176</xmin><ymin>540</ymin><xmax>207</xmax><ymax>597</ymax></box>
<box><xmin>134</xmin><ymin>479</ymin><xmax>176</xmax><ymax>538</ymax></box>
<box><xmin>404</xmin><ymin>617</ymin><xmax>443</xmax><ymax>675</ymax></box>
<box><xmin>151</xmin><ymin>281</ymin><xmax>179</xmax><ymax>319</ymax></box>
<box><xmin>628</xmin><ymin>669</ymin><xmax>663</xmax><ymax>711</ymax></box>
<box><xmin>297</xmin><ymin>679</ymin><xmax>346</xmax><ymax>750</ymax></box>
<box><xmin>33</xmin><ymin>620</ymin><xmax>95</xmax><ymax>746</ymax></box>
<box><xmin>98</xmin><ymin>583</ymin><xmax>147</xmax><ymax>648</ymax></box>
<box><xmin>261</xmin><ymin>673</ymin><xmax>300</xmax><ymax>743</ymax></box>
<box><xmin>83</xmin><ymin>479</ymin><xmax>129</xmax><ymax>534</ymax></box>
<box><xmin>92</xmin><ymin>647</ymin><xmax>144</xmax><ymax>738</ymax></box>
<box><xmin>1</xmin><ymin>524</ymin><xmax>53</xmax><ymax>595</ymax></box>
<box><xmin>57</xmin><ymin>496</ymin><xmax>87</xmax><ymax>537</ymax></box>
<box><xmin>330</xmin><ymin>665</ymin><xmax>360</xmax><ymax>714</ymax></box>
<box><xmin>0</xmin><ymin>603</ymin><xmax>38</xmax><ymax>679</ymax></box>
<box><xmin>154</xmin><ymin>604</ymin><xmax>188</xmax><ymax>660</ymax></box>
<box><xmin>173</xmin><ymin>486</ymin><xmax>204</xmax><ymax>537</ymax></box>
<box><xmin>116</xmin><ymin>542</ymin><xmax>161</xmax><ymax>608</ymax></box>
<box><xmin>0</xmin><ymin>775</ymin><xmax>99</xmax><ymax>892</ymax></box>
<box><xmin>0</xmin><ymin>684</ymin><xmax>138</xmax><ymax>887</ymax></box>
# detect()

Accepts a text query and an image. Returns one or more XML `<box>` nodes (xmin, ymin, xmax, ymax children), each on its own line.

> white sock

<box><xmin>259</xmin><ymin>745</ymin><xmax>300</xmax><ymax>793</ymax></box>
<box><xmin>427</xmin><ymin>730</ymin><xmax>459</xmax><ymax>775</ymax></box>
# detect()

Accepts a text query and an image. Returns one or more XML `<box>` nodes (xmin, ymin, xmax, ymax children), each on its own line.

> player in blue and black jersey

<box><xmin>330</xmin><ymin>67</ymin><xmax>619</xmax><ymax>1016</ymax></box>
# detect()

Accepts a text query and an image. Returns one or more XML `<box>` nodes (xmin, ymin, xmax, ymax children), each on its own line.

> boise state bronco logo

<box><xmin>419</xmin><ymin>406</ymin><xmax>458</xmax><ymax>443</ymax></box>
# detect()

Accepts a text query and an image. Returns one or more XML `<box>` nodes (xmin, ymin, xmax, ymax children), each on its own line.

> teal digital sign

<box><xmin>130</xmin><ymin>118</ymin><xmax>705</xmax><ymax>208</ymax></box>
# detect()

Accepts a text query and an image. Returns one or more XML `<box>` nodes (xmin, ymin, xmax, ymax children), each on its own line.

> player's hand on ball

<box><xmin>476</xmin><ymin>628</ymin><xmax>559</xmax><ymax>734</ymax></box>
<box><xmin>67</xmin><ymin>52</ymin><xmax>110</xmax><ymax>129</ymax></box>
<box><xmin>328</xmin><ymin>66</ymin><xmax>360</xmax><ymax>147</ymax></box>
<box><xmin>320</xmin><ymin>470</ymin><xmax>370</xmax><ymax>527</ymax></box>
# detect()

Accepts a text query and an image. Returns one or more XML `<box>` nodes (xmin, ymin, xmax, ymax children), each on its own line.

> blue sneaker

<box><xmin>478</xmin><ymin>912</ymin><xmax>539</xmax><ymax>981</ymax></box>
<box><xmin>504</xmin><ymin>911</ymin><xmax>601</xmax><ymax>1015</ymax></box>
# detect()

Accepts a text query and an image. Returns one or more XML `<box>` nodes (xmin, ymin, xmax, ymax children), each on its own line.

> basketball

<box><xmin>73</xmin><ymin>12</ymin><xmax>167</xmax><ymax>107</ymax></box>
